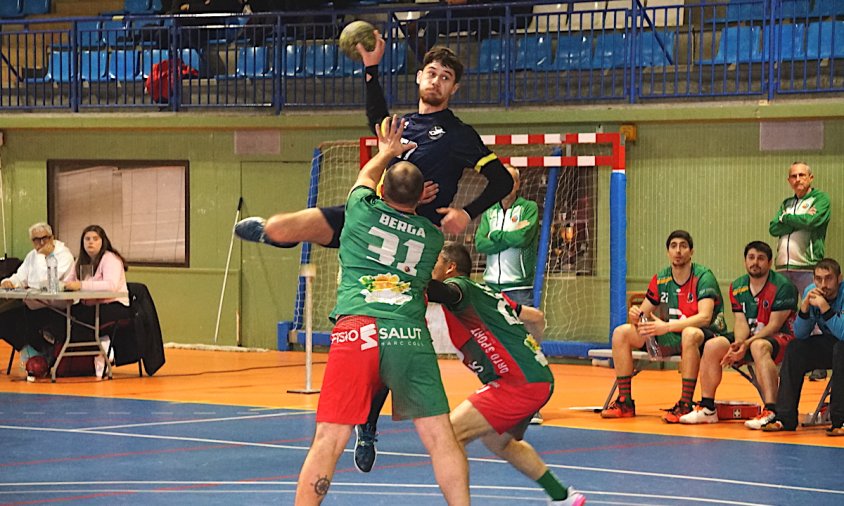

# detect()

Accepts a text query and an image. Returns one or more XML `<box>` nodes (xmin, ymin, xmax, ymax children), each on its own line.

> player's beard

<box><xmin>420</xmin><ymin>89</ymin><xmax>447</xmax><ymax>108</ymax></box>
<box><xmin>748</xmin><ymin>267</ymin><xmax>767</xmax><ymax>279</ymax></box>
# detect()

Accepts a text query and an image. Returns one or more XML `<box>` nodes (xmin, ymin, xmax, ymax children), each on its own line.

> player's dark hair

<box><xmin>382</xmin><ymin>161</ymin><xmax>424</xmax><ymax>208</ymax></box>
<box><xmin>815</xmin><ymin>258</ymin><xmax>841</xmax><ymax>278</ymax></box>
<box><xmin>423</xmin><ymin>46</ymin><xmax>464</xmax><ymax>83</ymax></box>
<box><xmin>665</xmin><ymin>230</ymin><xmax>693</xmax><ymax>250</ymax></box>
<box><xmin>744</xmin><ymin>241</ymin><xmax>772</xmax><ymax>260</ymax></box>
<box><xmin>441</xmin><ymin>241</ymin><xmax>472</xmax><ymax>276</ymax></box>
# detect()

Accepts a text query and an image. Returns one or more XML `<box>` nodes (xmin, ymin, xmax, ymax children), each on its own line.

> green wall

<box><xmin>1</xmin><ymin>100</ymin><xmax>842</xmax><ymax>347</ymax></box>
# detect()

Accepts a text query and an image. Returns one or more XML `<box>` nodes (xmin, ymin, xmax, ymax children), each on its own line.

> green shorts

<box><xmin>378</xmin><ymin>318</ymin><xmax>450</xmax><ymax>421</ymax></box>
<box><xmin>656</xmin><ymin>327</ymin><xmax>718</xmax><ymax>356</ymax></box>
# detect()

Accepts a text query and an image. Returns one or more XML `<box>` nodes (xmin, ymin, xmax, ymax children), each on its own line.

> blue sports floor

<box><xmin>2</xmin><ymin>392</ymin><xmax>843</xmax><ymax>505</ymax></box>
<box><xmin>2</xmin><ymin>347</ymin><xmax>843</xmax><ymax>506</ymax></box>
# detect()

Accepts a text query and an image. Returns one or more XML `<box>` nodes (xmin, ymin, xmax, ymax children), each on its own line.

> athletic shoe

<box><xmin>679</xmin><ymin>405</ymin><xmax>718</xmax><ymax>424</ymax></box>
<box><xmin>662</xmin><ymin>401</ymin><xmax>694</xmax><ymax>424</ymax></box>
<box><xmin>825</xmin><ymin>426</ymin><xmax>844</xmax><ymax>437</ymax></box>
<box><xmin>530</xmin><ymin>411</ymin><xmax>544</xmax><ymax>425</ymax></box>
<box><xmin>353</xmin><ymin>423</ymin><xmax>378</xmax><ymax>473</ymax></box>
<box><xmin>761</xmin><ymin>419</ymin><xmax>787</xmax><ymax>432</ymax></box>
<box><xmin>234</xmin><ymin>217</ymin><xmax>296</xmax><ymax>248</ymax></box>
<box><xmin>600</xmin><ymin>397</ymin><xmax>635</xmax><ymax>418</ymax></box>
<box><xmin>809</xmin><ymin>369</ymin><xmax>828</xmax><ymax>382</ymax></box>
<box><xmin>745</xmin><ymin>409</ymin><xmax>777</xmax><ymax>430</ymax></box>
<box><xmin>548</xmin><ymin>487</ymin><xmax>586</xmax><ymax>505</ymax></box>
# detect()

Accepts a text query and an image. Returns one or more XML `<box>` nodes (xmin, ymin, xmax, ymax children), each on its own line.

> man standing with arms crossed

<box><xmin>769</xmin><ymin>161</ymin><xmax>831</xmax><ymax>381</ymax></box>
<box><xmin>294</xmin><ymin>117</ymin><xmax>468</xmax><ymax>505</ymax></box>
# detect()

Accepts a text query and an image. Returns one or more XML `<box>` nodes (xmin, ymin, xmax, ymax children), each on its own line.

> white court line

<box><xmin>74</xmin><ymin>410</ymin><xmax>312</xmax><ymax>431</ymax></box>
<box><xmin>1</xmin><ymin>424</ymin><xmax>841</xmax><ymax>500</ymax></box>
<box><xmin>0</xmin><ymin>484</ymin><xmax>769</xmax><ymax>505</ymax></box>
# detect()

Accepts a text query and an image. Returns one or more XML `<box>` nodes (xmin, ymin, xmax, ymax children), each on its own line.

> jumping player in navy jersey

<box><xmin>234</xmin><ymin>33</ymin><xmax>513</xmax><ymax>246</ymax></box>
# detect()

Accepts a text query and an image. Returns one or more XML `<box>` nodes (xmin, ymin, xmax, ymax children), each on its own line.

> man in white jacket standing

<box><xmin>0</xmin><ymin>222</ymin><xmax>75</xmax><ymax>353</ymax></box>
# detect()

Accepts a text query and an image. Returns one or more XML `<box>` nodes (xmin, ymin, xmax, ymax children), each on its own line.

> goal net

<box><xmin>292</xmin><ymin>133</ymin><xmax>626</xmax><ymax>350</ymax></box>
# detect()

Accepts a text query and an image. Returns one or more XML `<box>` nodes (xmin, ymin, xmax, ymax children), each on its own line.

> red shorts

<box><xmin>316</xmin><ymin>315</ymin><xmax>449</xmax><ymax>424</ymax></box>
<box><xmin>316</xmin><ymin>315</ymin><xmax>384</xmax><ymax>425</ymax></box>
<box><xmin>736</xmin><ymin>332</ymin><xmax>793</xmax><ymax>366</ymax></box>
<box><xmin>468</xmin><ymin>380</ymin><xmax>553</xmax><ymax>440</ymax></box>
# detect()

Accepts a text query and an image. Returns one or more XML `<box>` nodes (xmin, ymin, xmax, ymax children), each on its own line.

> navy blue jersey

<box><xmin>394</xmin><ymin>109</ymin><xmax>495</xmax><ymax>225</ymax></box>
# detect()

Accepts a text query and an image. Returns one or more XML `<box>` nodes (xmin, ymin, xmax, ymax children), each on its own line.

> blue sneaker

<box><xmin>234</xmin><ymin>217</ymin><xmax>296</xmax><ymax>248</ymax></box>
<box><xmin>354</xmin><ymin>423</ymin><xmax>378</xmax><ymax>473</ymax></box>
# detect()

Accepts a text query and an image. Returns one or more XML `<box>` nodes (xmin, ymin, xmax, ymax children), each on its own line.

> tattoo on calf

<box><xmin>313</xmin><ymin>475</ymin><xmax>331</xmax><ymax>497</ymax></box>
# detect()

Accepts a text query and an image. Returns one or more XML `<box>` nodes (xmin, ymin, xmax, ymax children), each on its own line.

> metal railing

<box><xmin>0</xmin><ymin>1</ymin><xmax>841</xmax><ymax>113</ymax></box>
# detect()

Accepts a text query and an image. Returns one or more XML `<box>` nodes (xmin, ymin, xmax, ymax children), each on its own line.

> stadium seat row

<box><xmin>704</xmin><ymin>21</ymin><xmax>844</xmax><ymax>64</ymax></box>
<box><xmin>713</xmin><ymin>0</ymin><xmax>843</xmax><ymax>23</ymax></box>
<box><xmin>476</xmin><ymin>32</ymin><xmax>675</xmax><ymax>72</ymax></box>
<box><xmin>0</xmin><ymin>0</ymin><xmax>50</xmax><ymax>19</ymax></box>
<box><xmin>26</xmin><ymin>43</ymin><xmax>409</xmax><ymax>83</ymax></box>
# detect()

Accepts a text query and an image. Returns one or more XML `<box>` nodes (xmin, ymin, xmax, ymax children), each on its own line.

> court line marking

<box><xmin>1</xmin><ymin>424</ymin><xmax>840</xmax><ymax>499</ymax></box>
<box><xmin>73</xmin><ymin>411</ymin><xmax>312</xmax><ymax>431</ymax></box>
<box><xmin>0</xmin><ymin>485</ymin><xmax>771</xmax><ymax>505</ymax></box>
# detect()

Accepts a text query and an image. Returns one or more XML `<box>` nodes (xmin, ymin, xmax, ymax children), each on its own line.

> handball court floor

<box><xmin>1</xmin><ymin>342</ymin><xmax>842</xmax><ymax>506</ymax></box>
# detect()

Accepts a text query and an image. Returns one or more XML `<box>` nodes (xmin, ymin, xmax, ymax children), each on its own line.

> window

<box><xmin>48</xmin><ymin>160</ymin><xmax>189</xmax><ymax>266</ymax></box>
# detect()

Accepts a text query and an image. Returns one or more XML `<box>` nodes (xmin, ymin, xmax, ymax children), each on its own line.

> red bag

<box><xmin>52</xmin><ymin>341</ymin><xmax>95</xmax><ymax>377</ymax></box>
<box><xmin>144</xmin><ymin>58</ymin><xmax>199</xmax><ymax>103</ymax></box>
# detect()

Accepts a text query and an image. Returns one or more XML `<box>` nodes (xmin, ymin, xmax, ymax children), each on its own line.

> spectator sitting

<box><xmin>761</xmin><ymin>258</ymin><xmax>844</xmax><ymax>435</ymax></box>
<box><xmin>678</xmin><ymin>241</ymin><xmax>797</xmax><ymax>427</ymax></box>
<box><xmin>600</xmin><ymin>230</ymin><xmax>727</xmax><ymax>423</ymax></box>
<box><xmin>0</xmin><ymin>222</ymin><xmax>75</xmax><ymax>355</ymax></box>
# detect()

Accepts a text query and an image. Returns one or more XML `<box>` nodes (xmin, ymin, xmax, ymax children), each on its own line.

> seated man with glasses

<box><xmin>0</xmin><ymin>222</ymin><xmax>75</xmax><ymax>356</ymax></box>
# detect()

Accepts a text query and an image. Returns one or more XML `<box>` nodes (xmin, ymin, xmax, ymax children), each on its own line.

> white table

<box><xmin>0</xmin><ymin>289</ymin><xmax>127</xmax><ymax>381</ymax></box>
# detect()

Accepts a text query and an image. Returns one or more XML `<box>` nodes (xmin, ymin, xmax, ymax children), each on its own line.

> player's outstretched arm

<box><xmin>354</xmin><ymin>115</ymin><xmax>417</xmax><ymax>191</ymax></box>
<box><xmin>359</xmin><ymin>30</ymin><xmax>389</xmax><ymax>133</ymax></box>
<box><xmin>518</xmin><ymin>305</ymin><xmax>546</xmax><ymax>340</ymax></box>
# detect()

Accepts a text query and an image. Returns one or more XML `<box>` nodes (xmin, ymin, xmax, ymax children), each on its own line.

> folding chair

<box><xmin>803</xmin><ymin>376</ymin><xmax>832</xmax><ymax>427</ymax></box>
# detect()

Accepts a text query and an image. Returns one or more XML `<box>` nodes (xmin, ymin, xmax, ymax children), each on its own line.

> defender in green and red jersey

<box><xmin>295</xmin><ymin>116</ymin><xmax>469</xmax><ymax>506</ymax></box>
<box><xmin>423</xmin><ymin>242</ymin><xmax>586</xmax><ymax>506</ymax></box>
<box><xmin>601</xmin><ymin>230</ymin><xmax>726</xmax><ymax>423</ymax></box>
<box><xmin>681</xmin><ymin>241</ymin><xmax>797</xmax><ymax>427</ymax></box>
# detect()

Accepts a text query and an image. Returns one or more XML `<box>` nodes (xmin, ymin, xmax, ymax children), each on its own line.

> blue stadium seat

<box><xmin>476</xmin><ymin>38</ymin><xmax>513</xmax><ymax>73</ymax></box>
<box><xmin>102</xmin><ymin>20</ymin><xmax>131</xmax><ymax>48</ymax></box>
<box><xmin>383</xmin><ymin>41</ymin><xmax>407</xmax><ymax>74</ymax></box>
<box><xmin>592</xmin><ymin>32</ymin><xmax>627</xmax><ymax>69</ymax></box>
<box><xmin>806</xmin><ymin>21</ymin><xmax>844</xmax><ymax>59</ymax></box>
<box><xmin>779</xmin><ymin>0</ymin><xmax>810</xmax><ymax>19</ymax></box>
<box><xmin>124</xmin><ymin>0</ymin><xmax>163</xmax><ymax>14</ymax></box>
<box><xmin>304</xmin><ymin>44</ymin><xmax>342</xmax><ymax>77</ymax></box>
<box><xmin>551</xmin><ymin>34</ymin><xmax>592</xmax><ymax>71</ymax></box>
<box><xmin>724</xmin><ymin>0</ymin><xmax>765</xmax><ymax>22</ymax></box>
<box><xmin>42</xmin><ymin>50</ymin><xmax>72</xmax><ymax>83</ymax></box>
<box><xmin>109</xmin><ymin>50</ymin><xmax>141</xmax><ymax>81</ymax></box>
<box><xmin>515</xmin><ymin>35</ymin><xmax>553</xmax><ymax>71</ymax></box>
<box><xmin>80</xmin><ymin>50</ymin><xmax>109</xmax><ymax>81</ymax></box>
<box><xmin>810</xmin><ymin>0</ymin><xmax>844</xmax><ymax>17</ymax></box>
<box><xmin>72</xmin><ymin>20</ymin><xmax>104</xmax><ymax>48</ymax></box>
<box><xmin>22</xmin><ymin>0</ymin><xmax>50</xmax><ymax>15</ymax></box>
<box><xmin>0</xmin><ymin>1</ymin><xmax>24</xmax><ymax>19</ymax></box>
<box><xmin>765</xmin><ymin>24</ymin><xmax>806</xmax><ymax>61</ymax></box>
<box><xmin>638</xmin><ymin>31</ymin><xmax>675</xmax><ymax>67</ymax></box>
<box><xmin>139</xmin><ymin>49</ymin><xmax>201</xmax><ymax>79</ymax></box>
<box><xmin>236</xmin><ymin>47</ymin><xmax>270</xmax><ymax>78</ymax></box>
<box><xmin>283</xmin><ymin>45</ymin><xmax>303</xmax><ymax>77</ymax></box>
<box><xmin>704</xmin><ymin>26</ymin><xmax>763</xmax><ymax>64</ymax></box>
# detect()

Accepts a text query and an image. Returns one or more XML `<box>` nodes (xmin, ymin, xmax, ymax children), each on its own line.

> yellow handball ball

<box><xmin>380</xmin><ymin>117</ymin><xmax>391</xmax><ymax>137</ymax></box>
<box><xmin>339</xmin><ymin>20</ymin><xmax>376</xmax><ymax>61</ymax></box>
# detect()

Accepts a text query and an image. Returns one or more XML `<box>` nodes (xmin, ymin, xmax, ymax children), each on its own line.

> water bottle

<box><xmin>46</xmin><ymin>253</ymin><xmax>59</xmax><ymax>294</ymax></box>
<box><xmin>640</xmin><ymin>312</ymin><xmax>662</xmax><ymax>359</ymax></box>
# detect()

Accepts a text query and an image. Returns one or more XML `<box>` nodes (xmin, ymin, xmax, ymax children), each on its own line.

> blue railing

<box><xmin>0</xmin><ymin>1</ymin><xmax>841</xmax><ymax>113</ymax></box>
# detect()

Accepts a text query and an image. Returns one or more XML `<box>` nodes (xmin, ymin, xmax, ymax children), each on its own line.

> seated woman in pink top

<box><xmin>64</xmin><ymin>225</ymin><xmax>130</xmax><ymax>337</ymax></box>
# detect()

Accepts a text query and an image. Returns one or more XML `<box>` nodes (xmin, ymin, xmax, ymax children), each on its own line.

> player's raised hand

<box><xmin>376</xmin><ymin>115</ymin><xmax>416</xmax><ymax>159</ymax></box>
<box><xmin>357</xmin><ymin>29</ymin><xmax>386</xmax><ymax>67</ymax></box>
<box><xmin>419</xmin><ymin>181</ymin><xmax>439</xmax><ymax>205</ymax></box>
<box><xmin>437</xmin><ymin>207</ymin><xmax>471</xmax><ymax>235</ymax></box>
